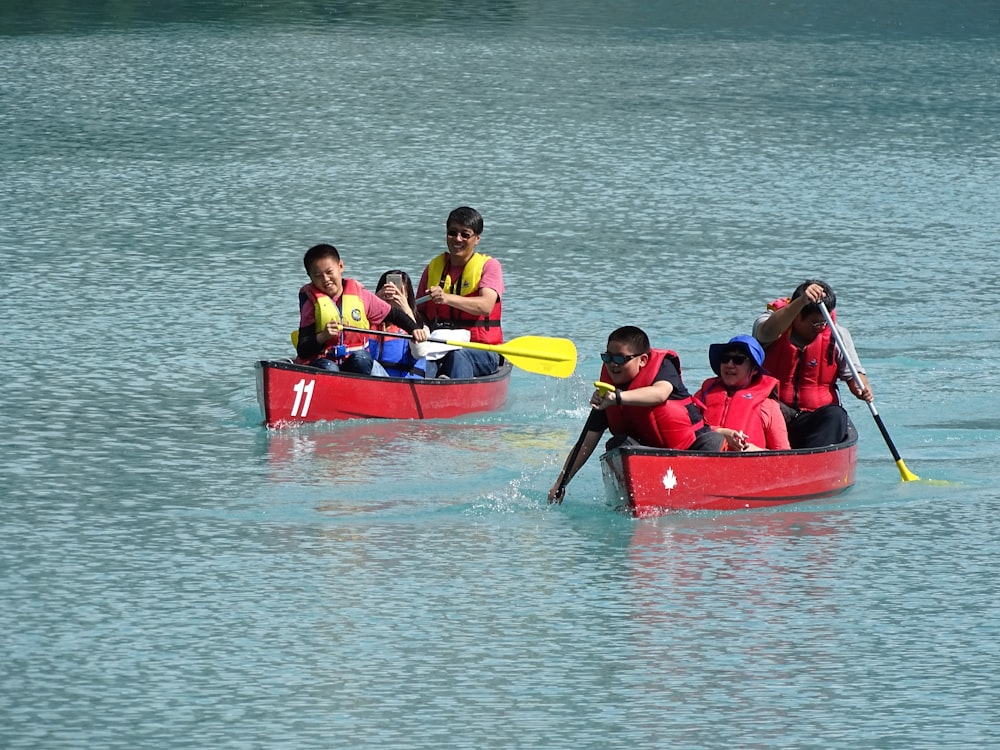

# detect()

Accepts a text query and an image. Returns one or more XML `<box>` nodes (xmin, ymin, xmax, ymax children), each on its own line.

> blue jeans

<box><xmin>433</xmin><ymin>349</ymin><xmax>499</xmax><ymax>379</ymax></box>
<box><xmin>311</xmin><ymin>350</ymin><xmax>389</xmax><ymax>377</ymax></box>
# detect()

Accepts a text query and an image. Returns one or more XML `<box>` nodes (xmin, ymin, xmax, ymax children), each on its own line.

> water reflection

<box><xmin>261</xmin><ymin>419</ymin><xmax>516</xmax><ymax>515</ymax></box>
<box><xmin>625</xmin><ymin>509</ymin><xmax>852</xmax><ymax>631</ymax></box>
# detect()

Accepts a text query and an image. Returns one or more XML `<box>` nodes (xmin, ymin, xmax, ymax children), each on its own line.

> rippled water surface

<box><xmin>2</xmin><ymin>1</ymin><xmax>999</xmax><ymax>747</ymax></box>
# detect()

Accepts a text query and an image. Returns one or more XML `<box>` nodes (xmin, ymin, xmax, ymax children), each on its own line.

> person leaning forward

<box><xmin>548</xmin><ymin>326</ymin><xmax>724</xmax><ymax>504</ymax></box>
<box><xmin>752</xmin><ymin>279</ymin><xmax>873</xmax><ymax>449</ymax></box>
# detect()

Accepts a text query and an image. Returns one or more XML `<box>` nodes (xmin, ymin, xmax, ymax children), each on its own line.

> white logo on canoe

<box><xmin>662</xmin><ymin>467</ymin><xmax>678</xmax><ymax>492</ymax></box>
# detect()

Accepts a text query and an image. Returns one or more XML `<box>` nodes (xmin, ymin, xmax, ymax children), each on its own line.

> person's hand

<box><xmin>590</xmin><ymin>387</ymin><xmax>617</xmax><ymax>411</ymax></box>
<box><xmin>321</xmin><ymin>321</ymin><xmax>341</xmax><ymax>343</ymax></box>
<box><xmin>851</xmin><ymin>380</ymin><xmax>874</xmax><ymax>402</ymax></box>
<box><xmin>803</xmin><ymin>283</ymin><xmax>827</xmax><ymax>304</ymax></box>
<box><xmin>412</xmin><ymin>327</ymin><xmax>429</xmax><ymax>343</ymax></box>
<box><xmin>428</xmin><ymin>285</ymin><xmax>447</xmax><ymax>306</ymax></box>
<box><xmin>547</xmin><ymin>482</ymin><xmax>565</xmax><ymax>504</ymax></box>
<box><xmin>718</xmin><ymin>427</ymin><xmax>748</xmax><ymax>451</ymax></box>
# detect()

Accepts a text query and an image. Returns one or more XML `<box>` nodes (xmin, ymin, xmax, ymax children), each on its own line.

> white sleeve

<box><xmin>751</xmin><ymin>311</ymin><xmax>773</xmax><ymax>341</ymax></box>
<box><xmin>408</xmin><ymin>326</ymin><xmax>431</xmax><ymax>359</ymax></box>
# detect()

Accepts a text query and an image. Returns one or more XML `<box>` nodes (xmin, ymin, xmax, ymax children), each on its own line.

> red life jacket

<box><xmin>423</xmin><ymin>252</ymin><xmax>503</xmax><ymax>344</ymax></box>
<box><xmin>696</xmin><ymin>373</ymin><xmax>781</xmax><ymax>447</ymax></box>
<box><xmin>762</xmin><ymin>298</ymin><xmax>839</xmax><ymax>411</ymax></box>
<box><xmin>602</xmin><ymin>349</ymin><xmax>706</xmax><ymax>450</ymax></box>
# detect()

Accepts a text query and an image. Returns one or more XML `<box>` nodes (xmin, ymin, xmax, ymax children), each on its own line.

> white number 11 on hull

<box><xmin>291</xmin><ymin>378</ymin><xmax>315</xmax><ymax>417</ymax></box>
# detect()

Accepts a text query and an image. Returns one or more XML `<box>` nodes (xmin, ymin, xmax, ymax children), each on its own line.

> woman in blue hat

<box><xmin>695</xmin><ymin>335</ymin><xmax>790</xmax><ymax>451</ymax></box>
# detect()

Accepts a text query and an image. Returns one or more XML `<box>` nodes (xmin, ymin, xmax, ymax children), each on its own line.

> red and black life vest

<box><xmin>602</xmin><ymin>349</ymin><xmax>706</xmax><ymax>450</ymax></box>
<box><xmin>762</xmin><ymin>298</ymin><xmax>840</xmax><ymax>411</ymax></box>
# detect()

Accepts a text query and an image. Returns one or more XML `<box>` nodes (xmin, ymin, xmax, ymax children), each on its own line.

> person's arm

<box><xmin>832</xmin><ymin>325</ymin><xmax>873</xmax><ymax>402</ymax></box>
<box><xmin>548</xmin><ymin>428</ymin><xmax>603</xmax><ymax>504</ymax></box>
<box><xmin>426</xmin><ymin>285</ymin><xmax>498</xmax><ymax>318</ymax></box>
<box><xmin>414</xmin><ymin>267</ymin><xmax>431</xmax><ymax>315</ymax></box>
<box><xmin>295</xmin><ymin>293</ymin><xmax>334</xmax><ymax>358</ymax></box>
<box><xmin>426</xmin><ymin>257</ymin><xmax>502</xmax><ymax>318</ymax></box>
<box><xmin>598</xmin><ymin>379</ymin><xmax>673</xmax><ymax>409</ymax></box>
<box><xmin>595</xmin><ymin>358</ymin><xmax>680</xmax><ymax>410</ymax></box>
<box><xmin>384</xmin><ymin>306</ymin><xmax>429</xmax><ymax>342</ymax></box>
<box><xmin>296</xmin><ymin>327</ymin><xmax>324</xmax><ymax>359</ymax></box>
<box><xmin>548</xmin><ymin>403</ymin><xmax>610</xmax><ymax>503</ymax></box>
<box><xmin>754</xmin><ymin>283</ymin><xmax>828</xmax><ymax>345</ymax></box>
<box><xmin>761</xmin><ymin>398</ymin><xmax>791</xmax><ymax>450</ymax></box>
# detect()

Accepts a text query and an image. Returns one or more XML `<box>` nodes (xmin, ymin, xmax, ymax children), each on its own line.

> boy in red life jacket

<box><xmin>695</xmin><ymin>334</ymin><xmax>790</xmax><ymax>452</ymax></box>
<box><xmin>415</xmin><ymin>206</ymin><xmax>503</xmax><ymax>379</ymax></box>
<box><xmin>548</xmin><ymin>326</ymin><xmax>724</xmax><ymax>504</ymax></box>
<box><xmin>753</xmin><ymin>279</ymin><xmax>873</xmax><ymax>448</ymax></box>
<box><xmin>295</xmin><ymin>244</ymin><xmax>428</xmax><ymax>374</ymax></box>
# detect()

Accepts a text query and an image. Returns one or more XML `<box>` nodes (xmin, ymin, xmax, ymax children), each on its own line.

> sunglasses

<box><xmin>600</xmin><ymin>352</ymin><xmax>642</xmax><ymax>365</ymax></box>
<box><xmin>719</xmin><ymin>353</ymin><xmax>749</xmax><ymax>365</ymax></box>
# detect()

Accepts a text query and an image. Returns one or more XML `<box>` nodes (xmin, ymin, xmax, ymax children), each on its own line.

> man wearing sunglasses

<box><xmin>416</xmin><ymin>206</ymin><xmax>504</xmax><ymax>379</ymax></box>
<box><xmin>753</xmin><ymin>279</ymin><xmax>873</xmax><ymax>449</ymax></box>
<box><xmin>549</xmin><ymin>326</ymin><xmax>723</xmax><ymax>503</ymax></box>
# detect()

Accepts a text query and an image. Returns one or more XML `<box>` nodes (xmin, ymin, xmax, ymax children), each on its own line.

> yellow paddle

<box><xmin>340</xmin><ymin>326</ymin><xmax>577</xmax><ymax>378</ymax></box>
<box><xmin>819</xmin><ymin>302</ymin><xmax>936</xmax><ymax>483</ymax></box>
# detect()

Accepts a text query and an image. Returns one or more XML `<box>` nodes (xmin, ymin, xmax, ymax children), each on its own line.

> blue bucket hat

<box><xmin>708</xmin><ymin>334</ymin><xmax>767</xmax><ymax>376</ymax></box>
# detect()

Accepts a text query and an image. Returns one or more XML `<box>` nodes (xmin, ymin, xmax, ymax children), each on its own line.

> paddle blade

<box><xmin>450</xmin><ymin>335</ymin><xmax>577</xmax><ymax>378</ymax></box>
<box><xmin>896</xmin><ymin>459</ymin><xmax>920</xmax><ymax>482</ymax></box>
<box><xmin>498</xmin><ymin>335</ymin><xmax>577</xmax><ymax>378</ymax></box>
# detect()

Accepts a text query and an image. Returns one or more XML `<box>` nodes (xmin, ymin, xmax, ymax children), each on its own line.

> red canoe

<box><xmin>600</xmin><ymin>423</ymin><xmax>858</xmax><ymax>516</ymax></box>
<box><xmin>255</xmin><ymin>359</ymin><xmax>513</xmax><ymax>427</ymax></box>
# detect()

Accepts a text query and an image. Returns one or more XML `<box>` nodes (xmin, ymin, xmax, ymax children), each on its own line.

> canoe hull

<box><xmin>600</xmin><ymin>425</ymin><xmax>858</xmax><ymax>515</ymax></box>
<box><xmin>255</xmin><ymin>359</ymin><xmax>512</xmax><ymax>427</ymax></box>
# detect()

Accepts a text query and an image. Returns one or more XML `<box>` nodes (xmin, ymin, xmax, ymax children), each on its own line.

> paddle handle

<box><xmin>415</xmin><ymin>294</ymin><xmax>430</xmax><ymax>305</ymax></box>
<box><xmin>345</xmin><ymin>325</ymin><xmax>414</xmax><ymax>340</ymax></box>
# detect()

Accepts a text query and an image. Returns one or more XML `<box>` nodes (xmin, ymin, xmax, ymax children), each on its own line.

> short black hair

<box><xmin>446</xmin><ymin>206</ymin><xmax>484</xmax><ymax>235</ymax></box>
<box><xmin>791</xmin><ymin>279</ymin><xmax>836</xmax><ymax>315</ymax></box>
<box><xmin>608</xmin><ymin>325</ymin><xmax>650</xmax><ymax>354</ymax></box>
<box><xmin>303</xmin><ymin>243</ymin><xmax>340</xmax><ymax>273</ymax></box>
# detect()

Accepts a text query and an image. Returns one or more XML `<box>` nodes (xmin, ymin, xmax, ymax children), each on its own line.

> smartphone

<box><xmin>386</xmin><ymin>273</ymin><xmax>404</xmax><ymax>290</ymax></box>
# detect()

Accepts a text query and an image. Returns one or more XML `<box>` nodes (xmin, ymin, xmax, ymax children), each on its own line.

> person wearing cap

<box><xmin>753</xmin><ymin>279</ymin><xmax>873</xmax><ymax>448</ymax></box>
<box><xmin>695</xmin><ymin>335</ymin><xmax>790</xmax><ymax>452</ymax></box>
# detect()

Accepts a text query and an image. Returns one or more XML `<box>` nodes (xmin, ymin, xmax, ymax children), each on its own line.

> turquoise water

<box><xmin>2</xmin><ymin>2</ymin><xmax>1000</xmax><ymax>748</ymax></box>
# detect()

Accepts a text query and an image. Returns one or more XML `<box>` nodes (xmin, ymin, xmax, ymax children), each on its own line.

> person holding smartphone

<box><xmin>370</xmin><ymin>270</ymin><xmax>431</xmax><ymax>378</ymax></box>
